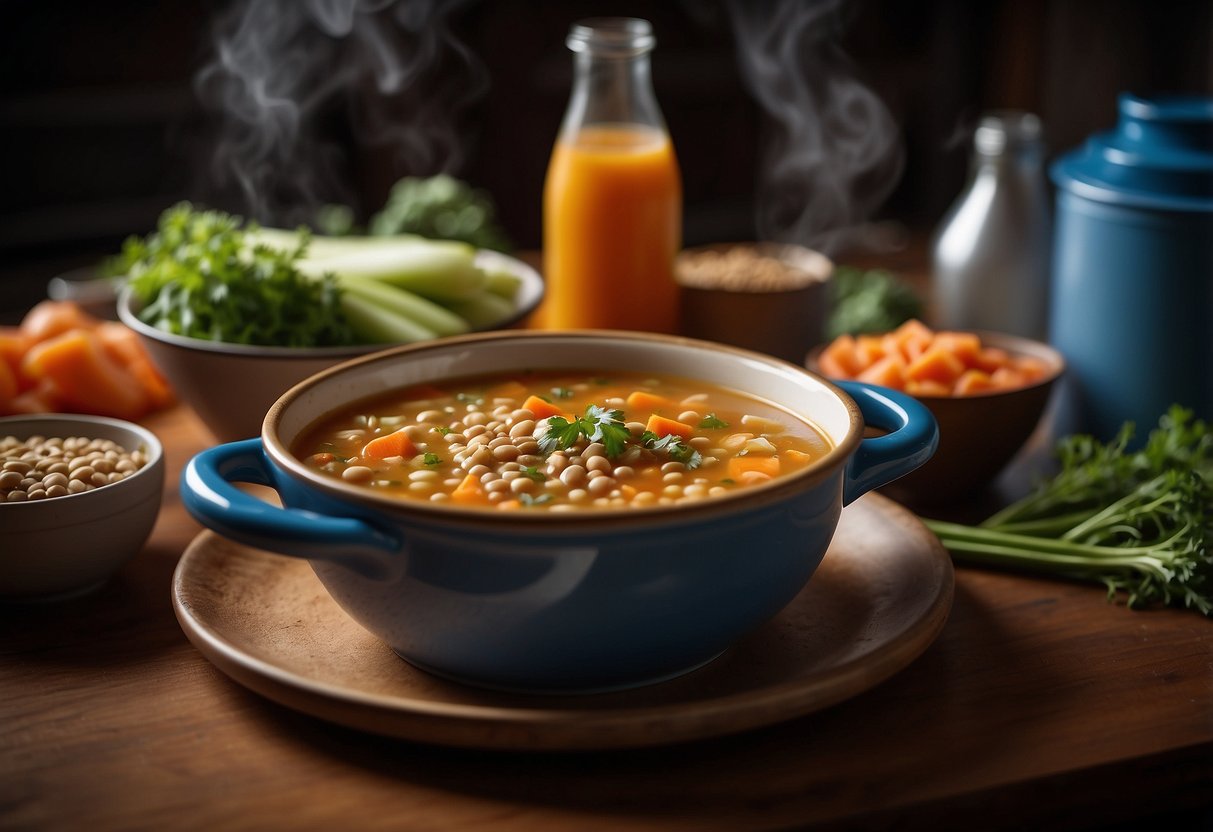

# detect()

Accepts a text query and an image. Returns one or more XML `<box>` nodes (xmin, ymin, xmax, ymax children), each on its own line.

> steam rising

<box><xmin>194</xmin><ymin>0</ymin><xmax>487</xmax><ymax>225</ymax></box>
<box><xmin>724</xmin><ymin>0</ymin><xmax>904</xmax><ymax>255</ymax></box>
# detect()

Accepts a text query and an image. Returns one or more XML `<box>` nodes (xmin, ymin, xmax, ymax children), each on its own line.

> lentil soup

<box><xmin>294</xmin><ymin>371</ymin><xmax>832</xmax><ymax>511</ymax></box>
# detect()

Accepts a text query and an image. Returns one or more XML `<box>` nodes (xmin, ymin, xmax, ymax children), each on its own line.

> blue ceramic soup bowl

<box><xmin>181</xmin><ymin>330</ymin><xmax>937</xmax><ymax>693</ymax></box>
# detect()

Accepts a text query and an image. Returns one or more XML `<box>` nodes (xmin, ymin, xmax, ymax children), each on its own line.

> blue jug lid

<box><xmin>1050</xmin><ymin>93</ymin><xmax>1213</xmax><ymax>212</ymax></box>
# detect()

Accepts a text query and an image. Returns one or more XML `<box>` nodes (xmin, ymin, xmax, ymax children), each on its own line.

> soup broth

<box><xmin>294</xmin><ymin>371</ymin><xmax>832</xmax><ymax>511</ymax></box>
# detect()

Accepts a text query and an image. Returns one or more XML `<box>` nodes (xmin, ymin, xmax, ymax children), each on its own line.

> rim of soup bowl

<box><xmin>260</xmin><ymin>330</ymin><xmax>867</xmax><ymax>530</ymax></box>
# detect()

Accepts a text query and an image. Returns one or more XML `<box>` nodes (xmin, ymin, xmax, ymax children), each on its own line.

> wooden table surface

<box><xmin>3</xmin><ymin>400</ymin><xmax>1211</xmax><ymax>831</ymax></box>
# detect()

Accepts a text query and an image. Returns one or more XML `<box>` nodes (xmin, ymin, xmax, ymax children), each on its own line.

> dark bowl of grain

<box><xmin>675</xmin><ymin>242</ymin><xmax>834</xmax><ymax>364</ymax></box>
<box><xmin>0</xmin><ymin>414</ymin><xmax>164</xmax><ymax>601</ymax></box>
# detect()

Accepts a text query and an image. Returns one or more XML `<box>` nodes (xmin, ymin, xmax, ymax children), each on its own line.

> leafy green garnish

<box><xmin>538</xmin><ymin>405</ymin><xmax>630</xmax><ymax>458</ymax></box>
<box><xmin>698</xmin><ymin>413</ymin><xmax>729</xmax><ymax>429</ymax></box>
<box><xmin>925</xmin><ymin>406</ymin><xmax>1213</xmax><ymax>614</ymax></box>
<box><xmin>826</xmin><ymin>266</ymin><xmax>923</xmax><ymax>340</ymax></box>
<box><xmin>642</xmin><ymin>431</ymin><xmax>703</xmax><ymax>470</ymax></box>
<box><xmin>433</xmin><ymin>427</ymin><xmax>452</xmax><ymax>436</ymax></box>
<box><xmin>113</xmin><ymin>203</ymin><xmax>356</xmax><ymax>347</ymax></box>
<box><xmin>521</xmin><ymin>466</ymin><xmax>546</xmax><ymax>483</ymax></box>
<box><xmin>368</xmin><ymin>174</ymin><xmax>513</xmax><ymax>252</ymax></box>
<box><xmin>423</xmin><ymin>453</ymin><xmax>442</xmax><ymax>466</ymax></box>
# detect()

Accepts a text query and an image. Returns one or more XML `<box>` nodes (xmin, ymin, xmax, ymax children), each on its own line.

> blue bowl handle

<box><xmin>837</xmin><ymin>381</ymin><xmax>939</xmax><ymax>506</ymax></box>
<box><xmin>181</xmin><ymin>438</ymin><xmax>402</xmax><ymax>579</ymax></box>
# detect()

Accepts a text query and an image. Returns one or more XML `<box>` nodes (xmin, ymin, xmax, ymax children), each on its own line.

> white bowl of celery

<box><xmin>114</xmin><ymin>204</ymin><xmax>543</xmax><ymax>442</ymax></box>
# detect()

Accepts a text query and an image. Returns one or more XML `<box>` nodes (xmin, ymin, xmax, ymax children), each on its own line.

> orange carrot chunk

<box><xmin>19</xmin><ymin>300</ymin><xmax>101</xmax><ymax>344</ymax></box>
<box><xmin>952</xmin><ymin>370</ymin><xmax>997</xmax><ymax>396</ymax></box>
<box><xmin>856</xmin><ymin>354</ymin><xmax>908</xmax><ymax>390</ymax></box>
<box><xmin>905</xmin><ymin>346</ymin><xmax>966</xmax><ymax>387</ymax></box>
<box><xmin>818</xmin><ymin>334</ymin><xmax>862</xmax><ymax>377</ymax></box>
<box><xmin>451</xmin><ymin>472</ymin><xmax>489</xmax><ymax>505</ymax></box>
<box><xmin>361</xmin><ymin>428</ymin><xmax>417</xmax><ymax>460</ymax></box>
<box><xmin>626</xmin><ymin>390</ymin><xmax>679</xmax><ymax>414</ymax></box>
<box><xmin>21</xmin><ymin>330</ymin><xmax>148</xmax><ymax>420</ymax></box>
<box><xmin>522</xmin><ymin>394</ymin><xmax>565</xmax><ymax>420</ymax></box>
<box><xmin>727</xmin><ymin>455</ymin><xmax>781</xmax><ymax>479</ymax></box>
<box><xmin>644</xmin><ymin>414</ymin><xmax>694</xmax><ymax>439</ymax></box>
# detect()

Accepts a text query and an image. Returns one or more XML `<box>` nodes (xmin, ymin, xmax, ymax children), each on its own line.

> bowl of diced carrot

<box><xmin>808</xmin><ymin>319</ymin><xmax>1064</xmax><ymax>505</ymax></box>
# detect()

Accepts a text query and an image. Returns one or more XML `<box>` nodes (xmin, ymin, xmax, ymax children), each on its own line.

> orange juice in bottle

<box><xmin>542</xmin><ymin>19</ymin><xmax>682</xmax><ymax>332</ymax></box>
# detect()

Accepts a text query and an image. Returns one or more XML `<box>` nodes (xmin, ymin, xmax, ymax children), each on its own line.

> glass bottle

<box><xmin>542</xmin><ymin>18</ymin><xmax>682</xmax><ymax>332</ymax></box>
<box><xmin>931</xmin><ymin>111</ymin><xmax>1051</xmax><ymax>340</ymax></box>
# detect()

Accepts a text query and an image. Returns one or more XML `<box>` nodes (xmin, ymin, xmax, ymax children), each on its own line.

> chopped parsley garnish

<box><xmin>539</xmin><ymin>404</ymin><xmax>630</xmax><ymax>458</ymax></box>
<box><xmin>521</xmin><ymin>466</ymin><xmax>546</xmax><ymax>483</ymax></box>
<box><xmin>423</xmin><ymin>453</ymin><xmax>442</xmax><ymax>466</ymax></box>
<box><xmin>433</xmin><ymin>426</ymin><xmax>452</xmax><ymax>436</ymax></box>
<box><xmin>698</xmin><ymin>413</ymin><xmax>729</xmax><ymax>429</ymax></box>
<box><xmin>642</xmin><ymin>431</ymin><xmax>703</xmax><ymax>469</ymax></box>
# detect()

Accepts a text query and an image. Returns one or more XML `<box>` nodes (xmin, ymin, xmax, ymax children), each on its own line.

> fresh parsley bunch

<box><xmin>927</xmin><ymin>406</ymin><xmax>1213</xmax><ymax>614</ymax></box>
<box><xmin>112</xmin><ymin>203</ymin><xmax>357</xmax><ymax>347</ymax></box>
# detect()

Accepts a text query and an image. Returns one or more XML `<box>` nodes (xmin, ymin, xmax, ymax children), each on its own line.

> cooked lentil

<box><xmin>294</xmin><ymin>371</ymin><xmax>832</xmax><ymax>511</ymax></box>
<box><xmin>0</xmin><ymin>435</ymin><xmax>149</xmax><ymax>502</ymax></box>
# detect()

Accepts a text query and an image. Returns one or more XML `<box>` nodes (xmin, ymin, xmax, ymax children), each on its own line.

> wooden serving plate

<box><xmin>172</xmin><ymin>492</ymin><xmax>952</xmax><ymax>751</ymax></box>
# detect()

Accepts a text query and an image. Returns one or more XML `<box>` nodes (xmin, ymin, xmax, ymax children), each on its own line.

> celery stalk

<box><xmin>335</xmin><ymin>272</ymin><xmax>469</xmax><ymax>337</ymax></box>
<box><xmin>299</xmin><ymin>240</ymin><xmax>485</xmax><ymax>301</ymax></box>
<box><xmin>339</xmin><ymin>292</ymin><xmax>437</xmax><ymax>344</ymax></box>
<box><xmin>445</xmin><ymin>291</ymin><xmax>515</xmax><ymax>330</ymax></box>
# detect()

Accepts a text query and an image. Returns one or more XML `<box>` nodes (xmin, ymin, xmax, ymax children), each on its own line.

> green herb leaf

<box><xmin>433</xmin><ymin>426</ymin><xmax>452</xmax><ymax>436</ymax></box>
<box><xmin>538</xmin><ymin>406</ymin><xmax>630</xmax><ymax>458</ymax></box>
<box><xmin>423</xmin><ymin>453</ymin><xmax>442</xmax><ymax>466</ymax></box>
<box><xmin>522</xmin><ymin>466</ymin><xmax>546</xmax><ymax>483</ymax></box>
<box><xmin>698</xmin><ymin>413</ymin><xmax>729</xmax><ymax>429</ymax></box>
<box><xmin>643</xmin><ymin>432</ymin><xmax>703</xmax><ymax>470</ymax></box>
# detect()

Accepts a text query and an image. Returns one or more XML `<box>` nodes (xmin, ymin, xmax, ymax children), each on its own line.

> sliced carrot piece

<box><xmin>905</xmin><ymin>346</ymin><xmax>965</xmax><ymax>387</ymax></box>
<box><xmin>906</xmin><ymin>378</ymin><xmax>953</xmax><ymax>397</ymax></box>
<box><xmin>95</xmin><ymin>322</ymin><xmax>175</xmax><ymax>410</ymax></box>
<box><xmin>522</xmin><ymin>394</ymin><xmax>565</xmax><ymax>420</ymax></box>
<box><xmin>21</xmin><ymin>330</ymin><xmax>148</xmax><ymax>420</ymax></box>
<box><xmin>451</xmin><ymin>472</ymin><xmax>489</xmax><ymax>506</ymax></box>
<box><xmin>932</xmin><ymin>331</ymin><xmax>983</xmax><ymax>369</ymax></box>
<box><xmin>645</xmin><ymin>414</ymin><xmax>694</xmax><ymax>439</ymax></box>
<box><xmin>727</xmin><ymin>455</ymin><xmax>781</xmax><ymax>479</ymax></box>
<box><xmin>19</xmin><ymin>300</ymin><xmax>100</xmax><ymax>344</ymax></box>
<box><xmin>990</xmin><ymin>367</ymin><xmax>1027</xmax><ymax>390</ymax></box>
<box><xmin>951</xmin><ymin>371</ymin><xmax>997</xmax><ymax>396</ymax></box>
<box><xmin>972</xmin><ymin>347</ymin><xmax>1011</xmax><ymax>374</ymax></box>
<box><xmin>818</xmin><ymin>334</ymin><xmax>861</xmax><ymax>377</ymax></box>
<box><xmin>856</xmin><ymin>354</ymin><xmax>907</xmax><ymax>390</ymax></box>
<box><xmin>854</xmin><ymin>334</ymin><xmax>886</xmax><ymax>370</ymax></box>
<box><xmin>361</xmin><ymin>428</ymin><xmax>417</xmax><ymax>460</ymax></box>
<box><xmin>626</xmin><ymin>390</ymin><xmax>679</xmax><ymax>414</ymax></box>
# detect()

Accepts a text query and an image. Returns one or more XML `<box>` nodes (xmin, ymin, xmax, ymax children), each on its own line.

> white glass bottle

<box><xmin>931</xmin><ymin>112</ymin><xmax>1051</xmax><ymax>340</ymax></box>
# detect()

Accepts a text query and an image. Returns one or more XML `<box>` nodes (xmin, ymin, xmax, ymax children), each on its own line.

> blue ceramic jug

<box><xmin>1049</xmin><ymin>93</ymin><xmax>1212</xmax><ymax>442</ymax></box>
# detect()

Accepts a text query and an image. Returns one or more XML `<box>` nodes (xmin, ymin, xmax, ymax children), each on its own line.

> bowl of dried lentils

<box><xmin>1</xmin><ymin>413</ymin><xmax>164</xmax><ymax>601</ymax></box>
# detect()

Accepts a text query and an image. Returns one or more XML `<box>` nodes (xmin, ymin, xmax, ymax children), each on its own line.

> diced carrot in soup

<box><xmin>626</xmin><ymin>390</ymin><xmax>679</xmax><ymax>414</ymax></box>
<box><xmin>451</xmin><ymin>472</ymin><xmax>489</xmax><ymax>505</ymax></box>
<box><xmin>522</xmin><ymin>395</ymin><xmax>565</xmax><ymax>420</ymax></box>
<box><xmin>727</xmin><ymin>456</ymin><xmax>781</xmax><ymax>479</ymax></box>
<box><xmin>361</xmin><ymin>428</ymin><xmax>417</xmax><ymax>460</ymax></box>
<box><xmin>645</xmin><ymin>414</ymin><xmax>694</xmax><ymax>439</ymax></box>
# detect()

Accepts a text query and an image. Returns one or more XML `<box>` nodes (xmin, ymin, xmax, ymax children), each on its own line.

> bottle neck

<box><xmin>561</xmin><ymin>19</ymin><xmax>665</xmax><ymax>137</ymax></box>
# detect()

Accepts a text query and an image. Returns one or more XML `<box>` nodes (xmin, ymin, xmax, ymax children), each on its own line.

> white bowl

<box><xmin>0</xmin><ymin>414</ymin><xmax>164</xmax><ymax>601</ymax></box>
<box><xmin>117</xmin><ymin>250</ymin><xmax>544</xmax><ymax>442</ymax></box>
